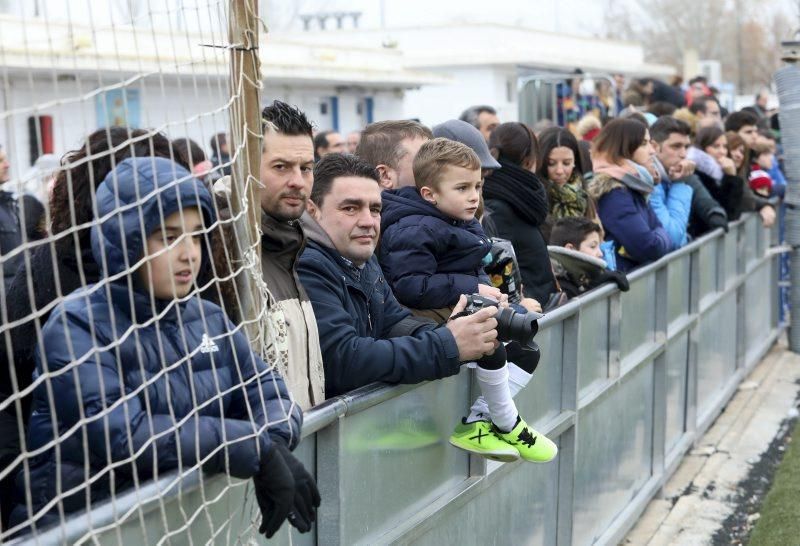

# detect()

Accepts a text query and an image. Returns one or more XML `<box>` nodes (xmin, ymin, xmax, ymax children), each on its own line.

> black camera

<box><xmin>463</xmin><ymin>294</ymin><xmax>543</xmax><ymax>349</ymax></box>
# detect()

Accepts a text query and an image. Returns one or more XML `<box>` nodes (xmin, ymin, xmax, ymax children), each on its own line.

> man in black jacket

<box><xmin>297</xmin><ymin>153</ymin><xmax>500</xmax><ymax>397</ymax></box>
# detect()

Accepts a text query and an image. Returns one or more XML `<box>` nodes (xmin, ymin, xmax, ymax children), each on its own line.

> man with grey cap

<box><xmin>432</xmin><ymin>119</ymin><xmax>501</xmax><ymax>176</ymax></box>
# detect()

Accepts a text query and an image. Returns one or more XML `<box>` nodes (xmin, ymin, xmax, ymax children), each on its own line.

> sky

<box><xmin>265</xmin><ymin>0</ymin><xmax>800</xmax><ymax>38</ymax></box>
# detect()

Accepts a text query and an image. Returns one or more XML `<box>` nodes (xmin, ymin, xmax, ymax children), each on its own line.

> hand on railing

<box><xmin>759</xmin><ymin>205</ymin><xmax>776</xmax><ymax>228</ymax></box>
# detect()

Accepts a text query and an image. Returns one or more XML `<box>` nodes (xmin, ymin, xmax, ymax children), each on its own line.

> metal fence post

<box><xmin>556</xmin><ymin>312</ymin><xmax>579</xmax><ymax>546</ymax></box>
<box><xmin>735</xmin><ymin>220</ymin><xmax>747</xmax><ymax>369</ymax></box>
<box><xmin>685</xmin><ymin>248</ymin><xmax>701</xmax><ymax>436</ymax></box>
<box><xmin>652</xmin><ymin>266</ymin><xmax>669</xmax><ymax>478</ymax></box>
<box><xmin>315</xmin><ymin>421</ymin><xmax>344</xmax><ymax>546</ymax></box>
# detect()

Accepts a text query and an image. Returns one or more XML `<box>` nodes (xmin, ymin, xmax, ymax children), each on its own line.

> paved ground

<box><xmin>622</xmin><ymin>340</ymin><xmax>800</xmax><ymax>546</ymax></box>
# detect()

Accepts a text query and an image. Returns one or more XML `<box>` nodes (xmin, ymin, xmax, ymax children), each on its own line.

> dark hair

<box><xmin>550</xmin><ymin>217</ymin><xmax>602</xmax><ymax>249</ymax></box>
<box><xmin>689</xmin><ymin>96</ymin><xmax>718</xmax><ymax>116</ymax></box>
<box><xmin>695</xmin><ymin>125</ymin><xmax>725</xmax><ymax>152</ymax></box>
<box><xmin>261</xmin><ymin>100</ymin><xmax>314</xmax><ymax>138</ymax></box>
<box><xmin>209</xmin><ymin>132</ymin><xmax>226</xmax><ymax>156</ymax></box>
<box><xmin>621</xmin><ymin>111</ymin><xmax>650</xmax><ymax>127</ymax></box>
<box><xmin>356</xmin><ymin>120</ymin><xmax>432</xmax><ymax>169</ymax></box>
<box><xmin>50</xmin><ymin>127</ymin><xmax>188</xmax><ymax>235</ymax></box>
<box><xmin>592</xmin><ymin>118</ymin><xmax>648</xmax><ymax>164</ymax></box>
<box><xmin>650</xmin><ymin>116</ymin><xmax>691</xmax><ymax>143</ymax></box>
<box><xmin>313</xmin><ymin>130</ymin><xmax>335</xmax><ymax>160</ymax></box>
<box><xmin>487</xmin><ymin>122</ymin><xmax>538</xmax><ymax>167</ymax></box>
<box><xmin>172</xmin><ymin>137</ymin><xmax>207</xmax><ymax>168</ymax></box>
<box><xmin>724</xmin><ymin>110</ymin><xmax>759</xmax><ymax>133</ymax></box>
<box><xmin>647</xmin><ymin>101</ymin><xmax>677</xmax><ymax>117</ymax></box>
<box><xmin>536</xmin><ymin>127</ymin><xmax>585</xmax><ymax>180</ymax></box>
<box><xmin>459</xmin><ymin>105</ymin><xmax>498</xmax><ymax>129</ymax></box>
<box><xmin>311</xmin><ymin>153</ymin><xmax>380</xmax><ymax>207</ymax></box>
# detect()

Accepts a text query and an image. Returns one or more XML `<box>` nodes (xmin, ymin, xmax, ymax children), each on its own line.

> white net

<box><xmin>0</xmin><ymin>1</ymin><xmax>295</xmax><ymax>543</ymax></box>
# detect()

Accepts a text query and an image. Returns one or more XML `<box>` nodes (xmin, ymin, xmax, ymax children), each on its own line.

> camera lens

<box><xmin>495</xmin><ymin>307</ymin><xmax>539</xmax><ymax>347</ymax></box>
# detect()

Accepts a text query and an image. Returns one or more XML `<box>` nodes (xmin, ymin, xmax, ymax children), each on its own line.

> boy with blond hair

<box><xmin>379</xmin><ymin>138</ymin><xmax>557</xmax><ymax>463</ymax></box>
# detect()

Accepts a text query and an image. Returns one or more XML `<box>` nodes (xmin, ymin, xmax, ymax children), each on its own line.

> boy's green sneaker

<box><xmin>449</xmin><ymin>419</ymin><xmax>519</xmax><ymax>462</ymax></box>
<box><xmin>494</xmin><ymin>418</ymin><xmax>558</xmax><ymax>463</ymax></box>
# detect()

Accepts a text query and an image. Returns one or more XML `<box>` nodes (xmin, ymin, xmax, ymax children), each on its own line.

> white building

<box><xmin>0</xmin><ymin>1</ymin><xmax>442</xmax><ymax>178</ymax></box>
<box><xmin>277</xmin><ymin>23</ymin><xmax>676</xmax><ymax>127</ymax></box>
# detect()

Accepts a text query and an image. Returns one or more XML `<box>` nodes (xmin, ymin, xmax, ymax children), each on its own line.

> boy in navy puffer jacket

<box><xmin>11</xmin><ymin>158</ymin><xmax>318</xmax><ymax>538</ymax></box>
<box><xmin>379</xmin><ymin>138</ymin><xmax>557</xmax><ymax>464</ymax></box>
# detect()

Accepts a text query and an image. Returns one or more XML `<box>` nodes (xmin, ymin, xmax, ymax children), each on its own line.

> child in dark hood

<box><xmin>549</xmin><ymin>217</ymin><xmax>629</xmax><ymax>298</ymax></box>
<box><xmin>12</xmin><ymin>158</ymin><xmax>317</xmax><ymax>538</ymax></box>
<box><xmin>379</xmin><ymin>138</ymin><xmax>556</xmax><ymax>464</ymax></box>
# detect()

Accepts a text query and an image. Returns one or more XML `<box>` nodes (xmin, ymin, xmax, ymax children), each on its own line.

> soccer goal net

<box><xmin>0</xmin><ymin>1</ymin><xmax>292</xmax><ymax>543</ymax></box>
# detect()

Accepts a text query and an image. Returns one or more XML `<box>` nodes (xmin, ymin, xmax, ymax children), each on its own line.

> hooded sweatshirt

<box><xmin>12</xmin><ymin>157</ymin><xmax>300</xmax><ymax>530</ymax></box>
<box><xmin>379</xmin><ymin>186</ymin><xmax>491</xmax><ymax>310</ymax></box>
<box><xmin>297</xmin><ymin>214</ymin><xmax>461</xmax><ymax>398</ymax></box>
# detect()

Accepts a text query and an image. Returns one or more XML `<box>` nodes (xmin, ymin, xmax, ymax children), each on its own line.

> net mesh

<box><xmin>0</xmin><ymin>1</ymin><xmax>291</xmax><ymax>543</ymax></box>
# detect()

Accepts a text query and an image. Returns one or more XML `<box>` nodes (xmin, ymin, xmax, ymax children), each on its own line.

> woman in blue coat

<box><xmin>587</xmin><ymin>118</ymin><xmax>672</xmax><ymax>272</ymax></box>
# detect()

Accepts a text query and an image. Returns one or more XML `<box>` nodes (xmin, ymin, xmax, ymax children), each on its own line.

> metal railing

<box><xmin>27</xmin><ymin>213</ymin><xmax>782</xmax><ymax>545</ymax></box>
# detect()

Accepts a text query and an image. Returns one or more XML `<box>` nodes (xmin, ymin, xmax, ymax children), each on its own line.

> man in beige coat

<box><xmin>255</xmin><ymin>100</ymin><xmax>325</xmax><ymax>408</ymax></box>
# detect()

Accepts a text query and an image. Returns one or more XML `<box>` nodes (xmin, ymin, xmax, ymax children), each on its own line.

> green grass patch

<box><xmin>749</xmin><ymin>418</ymin><xmax>800</xmax><ymax>546</ymax></box>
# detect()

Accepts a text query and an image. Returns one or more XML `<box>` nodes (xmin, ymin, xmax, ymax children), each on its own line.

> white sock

<box><xmin>467</xmin><ymin>363</ymin><xmax>533</xmax><ymax>424</ymax></box>
<box><xmin>474</xmin><ymin>364</ymin><xmax>518</xmax><ymax>433</ymax></box>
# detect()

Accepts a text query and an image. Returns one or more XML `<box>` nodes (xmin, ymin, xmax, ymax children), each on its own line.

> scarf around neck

<box><xmin>547</xmin><ymin>173</ymin><xmax>589</xmax><ymax>219</ymax></box>
<box><xmin>483</xmin><ymin>158</ymin><xmax>548</xmax><ymax>226</ymax></box>
<box><xmin>592</xmin><ymin>156</ymin><xmax>655</xmax><ymax>195</ymax></box>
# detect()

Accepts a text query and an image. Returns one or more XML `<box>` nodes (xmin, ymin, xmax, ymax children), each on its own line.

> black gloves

<box><xmin>252</xmin><ymin>439</ymin><xmax>321</xmax><ymax>538</ymax></box>
<box><xmin>589</xmin><ymin>270</ymin><xmax>630</xmax><ymax>292</ymax></box>
<box><xmin>273</xmin><ymin>441</ymin><xmax>321</xmax><ymax>533</ymax></box>
<box><xmin>253</xmin><ymin>444</ymin><xmax>295</xmax><ymax>538</ymax></box>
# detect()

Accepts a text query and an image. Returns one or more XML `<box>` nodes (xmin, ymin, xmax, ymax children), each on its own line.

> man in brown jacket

<box><xmin>255</xmin><ymin>100</ymin><xmax>325</xmax><ymax>408</ymax></box>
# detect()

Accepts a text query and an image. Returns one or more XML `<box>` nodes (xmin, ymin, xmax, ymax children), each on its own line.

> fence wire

<box><xmin>0</xmin><ymin>1</ymin><xmax>290</xmax><ymax>543</ymax></box>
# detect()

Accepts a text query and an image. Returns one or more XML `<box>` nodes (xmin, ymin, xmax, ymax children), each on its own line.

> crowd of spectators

<box><xmin>0</xmin><ymin>71</ymin><xmax>788</xmax><ymax>537</ymax></box>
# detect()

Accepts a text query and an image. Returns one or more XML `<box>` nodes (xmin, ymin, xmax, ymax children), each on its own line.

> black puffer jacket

<box><xmin>683</xmin><ymin>174</ymin><xmax>728</xmax><ymax>237</ymax></box>
<box><xmin>483</xmin><ymin>160</ymin><xmax>556</xmax><ymax>303</ymax></box>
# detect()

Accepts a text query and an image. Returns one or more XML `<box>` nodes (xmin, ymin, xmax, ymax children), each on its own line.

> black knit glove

<box><xmin>272</xmin><ymin>441</ymin><xmax>321</xmax><ymax>533</ymax></box>
<box><xmin>589</xmin><ymin>270</ymin><xmax>630</xmax><ymax>292</ymax></box>
<box><xmin>252</xmin><ymin>445</ymin><xmax>295</xmax><ymax>538</ymax></box>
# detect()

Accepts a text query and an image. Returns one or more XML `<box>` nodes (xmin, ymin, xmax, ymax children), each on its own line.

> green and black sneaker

<box><xmin>493</xmin><ymin>417</ymin><xmax>558</xmax><ymax>463</ymax></box>
<box><xmin>449</xmin><ymin>418</ymin><xmax>519</xmax><ymax>462</ymax></box>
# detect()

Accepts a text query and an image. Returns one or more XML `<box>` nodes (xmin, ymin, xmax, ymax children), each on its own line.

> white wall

<box><xmin>403</xmin><ymin>66</ymin><xmax>519</xmax><ymax>127</ymax></box>
<box><xmin>0</xmin><ymin>73</ymin><xmax>409</xmax><ymax>181</ymax></box>
<box><xmin>0</xmin><ymin>73</ymin><xmax>230</xmax><ymax>177</ymax></box>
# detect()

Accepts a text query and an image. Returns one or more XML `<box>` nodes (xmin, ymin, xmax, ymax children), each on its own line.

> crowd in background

<box><xmin>0</xmin><ymin>71</ymin><xmax>788</xmax><ymax>538</ymax></box>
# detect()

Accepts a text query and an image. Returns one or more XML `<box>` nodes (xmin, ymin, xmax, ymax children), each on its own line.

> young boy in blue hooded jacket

<box><xmin>11</xmin><ymin>157</ymin><xmax>318</xmax><ymax>538</ymax></box>
<box><xmin>379</xmin><ymin>138</ymin><xmax>557</xmax><ymax>463</ymax></box>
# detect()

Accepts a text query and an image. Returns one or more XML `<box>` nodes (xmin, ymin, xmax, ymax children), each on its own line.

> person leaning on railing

<box><xmin>297</xmin><ymin>153</ymin><xmax>501</xmax><ymax>399</ymax></box>
<box><xmin>587</xmin><ymin>118</ymin><xmax>672</xmax><ymax>272</ymax></box>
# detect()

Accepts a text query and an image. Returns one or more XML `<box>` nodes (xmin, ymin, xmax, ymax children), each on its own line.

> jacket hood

<box><xmin>299</xmin><ymin>211</ymin><xmax>336</xmax><ymax>250</ymax></box>
<box><xmin>380</xmin><ymin>186</ymin><xmax>460</xmax><ymax>230</ymax></box>
<box><xmin>91</xmin><ymin>157</ymin><xmax>216</xmax><ymax>278</ymax></box>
